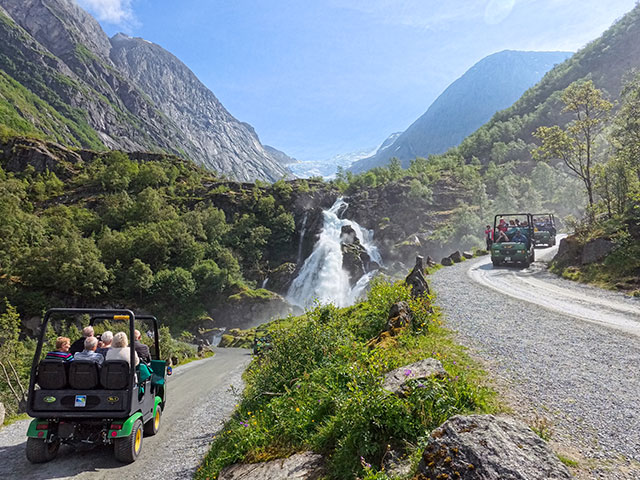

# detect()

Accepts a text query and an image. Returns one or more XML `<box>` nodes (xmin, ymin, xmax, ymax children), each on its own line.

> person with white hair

<box><xmin>70</xmin><ymin>326</ymin><xmax>94</xmax><ymax>355</ymax></box>
<box><xmin>106</xmin><ymin>332</ymin><xmax>139</xmax><ymax>366</ymax></box>
<box><xmin>134</xmin><ymin>329</ymin><xmax>151</xmax><ymax>363</ymax></box>
<box><xmin>74</xmin><ymin>336</ymin><xmax>104</xmax><ymax>365</ymax></box>
<box><xmin>96</xmin><ymin>330</ymin><xmax>113</xmax><ymax>357</ymax></box>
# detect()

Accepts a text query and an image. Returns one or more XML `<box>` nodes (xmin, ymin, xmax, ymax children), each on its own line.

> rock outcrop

<box><xmin>218</xmin><ymin>452</ymin><xmax>325</xmax><ymax>480</ymax></box>
<box><xmin>340</xmin><ymin>225</ymin><xmax>375</xmax><ymax>285</ymax></box>
<box><xmin>581</xmin><ymin>238</ymin><xmax>614</xmax><ymax>265</ymax></box>
<box><xmin>368</xmin><ymin>301</ymin><xmax>414</xmax><ymax>347</ymax></box>
<box><xmin>382</xmin><ymin>358</ymin><xmax>447</xmax><ymax>396</ymax></box>
<box><xmin>417</xmin><ymin>414</ymin><xmax>572</xmax><ymax>480</ymax></box>
<box><xmin>405</xmin><ymin>256</ymin><xmax>430</xmax><ymax>297</ymax></box>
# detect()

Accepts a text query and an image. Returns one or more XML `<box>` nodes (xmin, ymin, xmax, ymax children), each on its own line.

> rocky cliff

<box><xmin>0</xmin><ymin>0</ymin><xmax>288</xmax><ymax>181</ymax></box>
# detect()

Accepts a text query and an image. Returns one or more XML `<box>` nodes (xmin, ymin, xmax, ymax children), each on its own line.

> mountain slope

<box><xmin>351</xmin><ymin>50</ymin><xmax>571</xmax><ymax>172</ymax></box>
<box><xmin>456</xmin><ymin>4</ymin><xmax>640</xmax><ymax>166</ymax></box>
<box><xmin>0</xmin><ymin>0</ymin><xmax>287</xmax><ymax>181</ymax></box>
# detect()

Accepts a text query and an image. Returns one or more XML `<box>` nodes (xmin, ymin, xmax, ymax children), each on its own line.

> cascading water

<box><xmin>287</xmin><ymin>198</ymin><xmax>382</xmax><ymax>309</ymax></box>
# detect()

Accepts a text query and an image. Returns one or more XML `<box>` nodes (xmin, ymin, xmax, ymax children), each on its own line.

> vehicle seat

<box><xmin>68</xmin><ymin>361</ymin><xmax>100</xmax><ymax>389</ymax></box>
<box><xmin>149</xmin><ymin>359</ymin><xmax>167</xmax><ymax>386</ymax></box>
<box><xmin>37</xmin><ymin>359</ymin><xmax>68</xmax><ymax>390</ymax></box>
<box><xmin>100</xmin><ymin>361</ymin><xmax>130</xmax><ymax>390</ymax></box>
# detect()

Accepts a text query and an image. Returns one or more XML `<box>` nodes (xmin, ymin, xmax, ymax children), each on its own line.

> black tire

<box><xmin>144</xmin><ymin>405</ymin><xmax>162</xmax><ymax>436</ymax></box>
<box><xmin>114</xmin><ymin>418</ymin><xmax>143</xmax><ymax>463</ymax></box>
<box><xmin>492</xmin><ymin>259</ymin><xmax>499</xmax><ymax>267</ymax></box>
<box><xmin>26</xmin><ymin>437</ymin><xmax>60</xmax><ymax>463</ymax></box>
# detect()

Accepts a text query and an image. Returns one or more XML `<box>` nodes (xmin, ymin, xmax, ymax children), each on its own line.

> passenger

<box><xmin>106</xmin><ymin>332</ymin><xmax>140</xmax><ymax>366</ymax></box>
<box><xmin>96</xmin><ymin>330</ymin><xmax>113</xmax><ymax>357</ymax></box>
<box><xmin>511</xmin><ymin>230</ymin><xmax>527</xmax><ymax>243</ymax></box>
<box><xmin>498</xmin><ymin>218</ymin><xmax>508</xmax><ymax>233</ymax></box>
<box><xmin>484</xmin><ymin>225</ymin><xmax>493</xmax><ymax>250</ymax></box>
<box><xmin>515</xmin><ymin>219</ymin><xmax>521</xmax><ymax>227</ymax></box>
<box><xmin>133</xmin><ymin>329</ymin><xmax>151</xmax><ymax>364</ymax></box>
<box><xmin>496</xmin><ymin>230</ymin><xmax>509</xmax><ymax>243</ymax></box>
<box><xmin>70</xmin><ymin>326</ymin><xmax>95</xmax><ymax>355</ymax></box>
<box><xmin>45</xmin><ymin>336</ymin><xmax>74</xmax><ymax>362</ymax></box>
<box><xmin>74</xmin><ymin>336</ymin><xmax>104</xmax><ymax>365</ymax></box>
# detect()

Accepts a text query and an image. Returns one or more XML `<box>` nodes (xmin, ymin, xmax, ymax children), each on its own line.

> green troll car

<box><xmin>491</xmin><ymin>213</ymin><xmax>535</xmax><ymax>268</ymax></box>
<box><xmin>532</xmin><ymin>213</ymin><xmax>557</xmax><ymax>247</ymax></box>
<box><xmin>25</xmin><ymin>309</ymin><xmax>170</xmax><ymax>464</ymax></box>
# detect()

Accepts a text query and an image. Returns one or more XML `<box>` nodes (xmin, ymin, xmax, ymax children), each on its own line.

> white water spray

<box><xmin>286</xmin><ymin>198</ymin><xmax>382</xmax><ymax>309</ymax></box>
<box><xmin>296</xmin><ymin>211</ymin><xmax>309</xmax><ymax>266</ymax></box>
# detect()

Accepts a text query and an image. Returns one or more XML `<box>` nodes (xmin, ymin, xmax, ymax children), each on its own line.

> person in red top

<box><xmin>484</xmin><ymin>225</ymin><xmax>493</xmax><ymax>250</ymax></box>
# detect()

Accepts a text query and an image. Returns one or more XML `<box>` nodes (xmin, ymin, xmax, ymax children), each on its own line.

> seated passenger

<box><xmin>74</xmin><ymin>336</ymin><xmax>104</xmax><ymax>365</ymax></box>
<box><xmin>70</xmin><ymin>326</ymin><xmax>95</xmax><ymax>355</ymax></box>
<box><xmin>96</xmin><ymin>330</ymin><xmax>113</xmax><ymax>357</ymax></box>
<box><xmin>45</xmin><ymin>336</ymin><xmax>74</xmax><ymax>362</ymax></box>
<box><xmin>106</xmin><ymin>332</ymin><xmax>140</xmax><ymax>366</ymax></box>
<box><xmin>496</xmin><ymin>230</ymin><xmax>509</xmax><ymax>242</ymax></box>
<box><xmin>511</xmin><ymin>230</ymin><xmax>527</xmax><ymax>243</ymax></box>
<box><xmin>133</xmin><ymin>329</ymin><xmax>151</xmax><ymax>364</ymax></box>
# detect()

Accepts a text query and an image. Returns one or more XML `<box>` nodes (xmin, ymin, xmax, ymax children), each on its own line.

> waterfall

<box><xmin>261</xmin><ymin>277</ymin><xmax>269</xmax><ymax>289</ymax></box>
<box><xmin>286</xmin><ymin>198</ymin><xmax>382</xmax><ymax>309</ymax></box>
<box><xmin>296</xmin><ymin>211</ymin><xmax>309</xmax><ymax>266</ymax></box>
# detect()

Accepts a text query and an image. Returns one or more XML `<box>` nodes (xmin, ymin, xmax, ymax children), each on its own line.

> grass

<box><xmin>557</xmin><ymin>454</ymin><xmax>579</xmax><ymax>468</ymax></box>
<box><xmin>195</xmin><ymin>279</ymin><xmax>498</xmax><ymax>480</ymax></box>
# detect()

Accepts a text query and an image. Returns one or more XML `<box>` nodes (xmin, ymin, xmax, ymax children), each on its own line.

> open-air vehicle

<box><xmin>25</xmin><ymin>308</ymin><xmax>169</xmax><ymax>464</ymax></box>
<box><xmin>491</xmin><ymin>213</ymin><xmax>535</xmax><ymax>268</ymax></box>
<box><xmin>532</xmin><ymin>213</ymin><xmax>557</xmax><ymax>247</ymax></box>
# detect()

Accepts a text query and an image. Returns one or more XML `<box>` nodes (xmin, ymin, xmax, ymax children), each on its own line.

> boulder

<box><xmin>386</xmin><ymin>301</ymin><xmax>413</xmax><ymax>331</ymax></box>
<box><xmin>418</xmin><ymin>414</ymin><xmax>572</xmax><ymax>480</ymax></box>
<box><xmin>426</xmin><ymin>256</ymin><xmax>437</xmax><ymax>267</ymax></box>
<box><xmin>449</xmin><ymin>250</ymin><xmax>463</xmax><ymax>263</ymax></box>
<box><xmin>553</xmin><ymin>236</ymin><xmax>582</xmax><ymax>267</ymax></box>
<box><xmin>218</xmin><ymin>452</ymin><xmax>325</xmax><ymax>480</ymax></box>
<box><xmin>463</xmin><ymin>251</ymin><xmax>474</xmax><ymax>259</ymax></box>
<box><xmin>382</xmin><ymin>358</ymin><xmax>447</xmax><ymax>395</ymax></box>
<box><xmin>581</xmin><ymin>238</ymin><xmax>614</xmax><ymax>265</ymax></box>
<box><xmin>382</xmin><ymin>449</ymin><xmax>412</xmax><ymax>478</ymax></box>
<box><xmin>405</xmin><ymin>256</ymin><xmax>430</xmax><ymax>297</ymax></box>
<box><xmin>0</xmin><ymin>401</ymin><xmax>4</xmax><ymax>427</ymax></box>
<box><xmin>441</xmin><ymin>257</ymin><xmax>453</xmax><ymax>266</ymax></box>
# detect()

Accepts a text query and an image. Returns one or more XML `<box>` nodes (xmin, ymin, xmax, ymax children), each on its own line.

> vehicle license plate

<box><xmin>74</xmin><ymin>395</ymin><xmax>87</xmax><ymax>407</ymax></box>
<box><xmin>505</xmin><ymin>257</ymin><xmax>511</xmax><ymax>261</ymax></box>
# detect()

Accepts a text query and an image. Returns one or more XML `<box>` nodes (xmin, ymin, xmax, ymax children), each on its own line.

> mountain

<box><xmin>455</xmin><ymin>4</ymin><xmax>640</xmax><ymax>167</ymax></box>
<box><xmin>0</xmin><ymin>0</ymin><xmax>288</xmax><ymax>182</ymax></box>
<box><xmin>350</xmin><ymin>50</ymin><xmax>572</xmax><ymax>173</ymax></box>
<box><xmin>264</xmin><ymin>145</ymin><xmax>297</xmax><ymax>165</ymax></box>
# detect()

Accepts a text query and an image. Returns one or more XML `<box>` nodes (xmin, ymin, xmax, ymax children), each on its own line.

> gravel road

<box><xmin>0</xmin><ymin>348</ymin><xmax>251</xmax><ymax>480</ymax></box>
<box><xmin>431</xmin><ymin>242</ymin><xmax>640</xmax><ymax>479</ymax></box>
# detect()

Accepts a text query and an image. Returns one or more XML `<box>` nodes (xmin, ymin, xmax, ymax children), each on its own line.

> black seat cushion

<box><xmin>37</xmin><ymin>360</ymin><xmax>68</xmax><ymax>390</ymax></box>
<box><xmin>100</xmin><ymin>361</ymin><xmax>130</xmax><ymax>390</ymax></box>
<box><xmin>68</xmin><ymin>361</ymin><xmax>100</xmax><ymax>389</ymax></box>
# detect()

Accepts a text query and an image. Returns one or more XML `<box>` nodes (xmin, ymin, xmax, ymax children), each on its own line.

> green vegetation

<box><xmin>196</xmin><ymin>280</ymin><xmax>497</xmax><ymax>480</ymax></box>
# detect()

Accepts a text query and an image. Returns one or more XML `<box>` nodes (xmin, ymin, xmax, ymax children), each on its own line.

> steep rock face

<box><xmin>351</xmin><ymin>50</ymin><xmax>571</xmax><ymax>172</ymax></box>
<box><xmin>0</xmin><ymin>0</ymin><xmax>289</xmax><ymax>181</ymax></box>
<box><xmin>110</xmin><ymin>34</ymin><xmax>289</xmax><ymax>182</ymax></box>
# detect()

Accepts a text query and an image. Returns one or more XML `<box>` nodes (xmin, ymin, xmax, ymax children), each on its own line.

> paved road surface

<box><xmin>0</xmin><ymin>348</ymin><xmax>251</xmax><ymax>480</ymax></box>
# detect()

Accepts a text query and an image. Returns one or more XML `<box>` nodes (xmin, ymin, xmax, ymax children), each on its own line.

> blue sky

<box><xmin>79</xmin><ymin>0</ymin><xmax>638</xmax><ymax>162</ymax></box>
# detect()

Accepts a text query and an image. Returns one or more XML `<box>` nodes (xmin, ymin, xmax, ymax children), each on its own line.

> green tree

<box><xmin>533</xmin><ymin>80</ymin><xmax>612</xmax><ymax>209</ymax></box>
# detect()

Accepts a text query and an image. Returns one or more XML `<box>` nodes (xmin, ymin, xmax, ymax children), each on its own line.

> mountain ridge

<box><xmin>350</xmin><ymin>50</ymin><xmax>572</xmax><ymax>173</ymax></box>
<box><xmin>0</xmin><ymin>0</ymin><xmax>288</xmax><ymax>181</ymax></box>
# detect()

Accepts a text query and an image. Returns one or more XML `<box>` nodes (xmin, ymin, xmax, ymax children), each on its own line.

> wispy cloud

<box><xmin>76</xmin><ymin>0</ymin><xmax>135</xmax><ymax>25</ymax></box>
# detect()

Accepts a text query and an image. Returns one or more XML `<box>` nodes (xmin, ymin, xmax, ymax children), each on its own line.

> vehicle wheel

<box><xmin>144</xmin><ymin>405</ymin><xmax>162</xmax><ymax>436</ymax></box>
<box><xmin>114</xmin><ymin>419</ymin><xmax>143</xmax><ymax>463</ymax></box>
<box><xmin>26</xmin><ymin>437</ymin><xmax>60</xmax><ymax>463</ymax></box>
<box><xmin>492</xmin><ymin>259</ymin><xmax>499</xmax><ymax>267</ymax></box>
